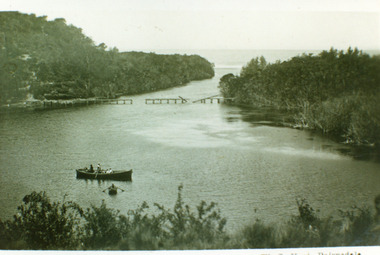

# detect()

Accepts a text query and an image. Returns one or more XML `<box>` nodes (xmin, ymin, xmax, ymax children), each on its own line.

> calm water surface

<box><xmin>1</xmin><ymin>65</ymin><xmax>380</xmax><ymax>232</ymax></box>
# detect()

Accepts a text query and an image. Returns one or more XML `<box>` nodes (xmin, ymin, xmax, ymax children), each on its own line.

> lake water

<box><xmin>0</xmin><ymin>50</ymin><xmax>380</xmax><ymax>232</ymax></box>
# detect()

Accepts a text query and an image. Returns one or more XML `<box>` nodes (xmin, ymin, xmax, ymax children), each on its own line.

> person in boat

<box><xmin>97</xmin><ymin>163</ymin><xmax>101</xmax><ymax>172</ymax></box>
<box><xmin>89</xmin><ymin>164</ymin><xmax>94</xmax><ymax>172</ymax></box>
<box><xmin>103</xmin><ymin>183</ymin><xmax>124</xmax><ymax>193</ymax></box>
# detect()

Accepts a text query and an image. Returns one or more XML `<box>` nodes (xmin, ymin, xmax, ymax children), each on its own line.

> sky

<box><xmin>1</xmin><ymin>0</ymin><xmax>380</xmax><ymax>51</ymax></box>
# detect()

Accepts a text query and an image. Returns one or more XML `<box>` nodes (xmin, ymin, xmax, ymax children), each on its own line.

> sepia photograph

<box><xmin>0</xmin><ymin>0</ymin><xmax>379</xmax><ymax>254</ymax></box>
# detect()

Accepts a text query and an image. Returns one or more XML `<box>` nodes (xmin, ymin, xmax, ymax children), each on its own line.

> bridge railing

<box><xmin>39</xmin><ymin>96</ymin><xmax>234</xmax><ymax>108</ymax></box>
<box><xmin>192</xmin><ymin>95</ymin><xmax>234</xmax><ymax>104</ymax></box>
<box><xmin>145</xmin><ymin>98</ymin><xmax>189</xmax><ymax>104</ymax></box>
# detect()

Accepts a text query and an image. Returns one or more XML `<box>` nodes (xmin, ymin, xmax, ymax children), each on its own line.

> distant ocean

<box><xmin>149</xmin><ymin>49</ymin><xmax>380</xmax><ymax>69</ymax></box>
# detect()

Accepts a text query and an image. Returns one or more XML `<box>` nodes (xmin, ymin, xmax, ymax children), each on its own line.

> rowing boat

<box><xmin>108</xmin><ymin>187</ymin><xmax>118</xmax><ymax>195</ymax></box>
<box><xmin>76</xmin><ymin>169</ymin><xmax>132</xmax><ymax>181</ymax></box>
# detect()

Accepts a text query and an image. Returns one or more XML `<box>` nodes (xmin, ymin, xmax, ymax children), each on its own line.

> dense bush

<box><xmin>80</xmin><ymin>201</ymin><xmax>127</xmax><ymax>249</ymax></box>
<box><xmin>0</xmin><ymin>186</ymin><xmax>227</xmax><ymax>250</ymax></box>
<box><xmin>0</xmin><ymin>12</ymin><xmax>214</xmax><ymax>104</ymax></box>
<box><xmin>229</xmin><ymin>198</ymin><xmax>379</xmax><ymax>249</ymax></box>
<box><xmin>118</xmin><ymin>185</ymin><xmax>227</xmax><ymax>250</ymax></box>
<box><xmin>219</xmin><ymin>48</ymin><xmax>380</xmax><ymax>146</ymax></box>
<box><xmin>0</xmin><ymin>188</ymin><xmax>379</xmax><ymax>250</ymax></box>
<box><xmin>0</xmin><ymin>191</ymin><xmax>82</xmax><ymax>249</ymax></box>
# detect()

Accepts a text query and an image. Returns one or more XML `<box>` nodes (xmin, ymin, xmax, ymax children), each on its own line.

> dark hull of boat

<box><xmin>76</xmin><ymin>169</ymin><xmax>132</xmax><ymax>181</ymax></box>
<box><xmin>108</xmin><ymin>188</ymin><xmax>117</xmax><ymax>195</ymax></box>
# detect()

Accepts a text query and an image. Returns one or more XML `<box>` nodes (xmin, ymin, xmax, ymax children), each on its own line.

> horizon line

<box><xmin>119</xmin><ymin>48</ymin><xmax>380</xmax><ymax>53</ymax></box>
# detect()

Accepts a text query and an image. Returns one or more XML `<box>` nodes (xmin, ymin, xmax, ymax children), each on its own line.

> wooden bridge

<box><xmin>37</xmin><ymin>95</ymin><xmax>234</xmax><ymax>109</ymax></box>
<box><xmin>42</xmin><ymin>98</ymin><xmax>133</xmax><ymax>108</ymax></box>
<box><xmin>192</xmin><ymin>95</ymin><xmax>234</xmax><ymax>104</ymax></box>
<box><xmin>99</xmin><ymin>99</ymin><xmax>133</xmax><ymax>104</ymax></box>
<box><xmin>145</xmin><ymin>96</ymin><xmax>189</xmax><ymax>104</ymax></box>
<box><xmin>145</xmin><ymin>95</ymin><xmax>234</xmax><ymax>104</ymax></box>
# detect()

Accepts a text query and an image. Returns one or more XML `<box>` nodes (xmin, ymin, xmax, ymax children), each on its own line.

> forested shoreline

<box><xmin>219</xmin><ymin>48</ymin><xmax>380</xmax><ymax>147</ymax></box>
<box><xmin>0</xmin><ymin>12</ymin><xmax>214</xmax><ymax>104</ymax></box>
<box><xmin>0</xmin><ymin>187</ymin><xmax>379</xmax><ymax>250</ymax></box>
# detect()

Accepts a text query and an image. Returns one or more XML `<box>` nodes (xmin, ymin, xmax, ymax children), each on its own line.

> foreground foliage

<box><xmin>0</xmin><ymin>187</ymin><xmax>379</xmax><ymax>250</ymax></box>
<box><xmin>218</xmin><ymin>48</ymin><xmax>380</xmax><ymax>146</ymax></box>
<box><xmin>0</xmin><ymin>12</ymin><xmax>214</xmax><ymax>104</ymax></box>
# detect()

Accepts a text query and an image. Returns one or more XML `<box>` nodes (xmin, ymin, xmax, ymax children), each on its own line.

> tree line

<box><xmin>0</xmin><ymin>186</ymin><xmax>379</xmax><ymax>250</ymax></box>
<box><xmin>219</xmin><ymin>48</ymin><xmax>380</xmax><ymax>146</ymax></box>
<box><xmin>0</xmin><ymin>12</ymin><xmax>214</xmax><ymax>103</ymax></box>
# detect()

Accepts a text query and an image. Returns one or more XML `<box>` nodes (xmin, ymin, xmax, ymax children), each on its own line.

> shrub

<box><xmin>120</xmin><ymin>201</ymin><xmax>167</xmax><ymax>250</ymax></box>
<box><xmin>296</xmin><ymin>198</ymin><xmax>320</xmax><ymax>228</ymax></box>
<box><xmin>1</xmin><ymin>190</ymin><xmax>379</xmax><ymax>250</ymax></box>
<box><xmin>150</xmin><ymin>184</ymin><xmax>227</xmax><ymax>249</ymax></box>
<box><xmin>339</xmin><ymin>206</ymin><xmax>375</xmax><ymax>245</ymax></box>
<box><xmin>117</xmin><ymin>185</ymin><xmax>227</xmax><ymax>250</ymax></box>
<box><xmin>348</xmin><ymin>93</ymin><xmax>380</xmax><ymax>145</ymax></box>
<box><xmin>80</xmin><ymin>200</ymin><xmax>126</xmax><ymax>250</ymax></box>
<box><xmin>239</xmin><ymin>220</ymin><xmax>277</xmax><ymax>248</ymax></box>
<box><xmin>0</xmin><ymin>191</ymin><xmax>82</xmax><ymax>249</ymax></box>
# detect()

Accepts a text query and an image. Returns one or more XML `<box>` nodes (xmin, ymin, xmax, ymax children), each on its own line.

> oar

<box><xmin>116</xmin><ymin>186</ymin><xmax>125</xmax><ymax>192</ymax></box>
<box><xmin>102</xmin><ymin>185</ymin><xmax>112</xmax><ymax>193</ymax></box>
